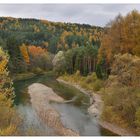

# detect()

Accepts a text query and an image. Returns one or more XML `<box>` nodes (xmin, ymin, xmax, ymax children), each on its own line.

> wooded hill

<box><xmin>0</xmin><ymin>17</ymin><xmax>103</xmax><ymax>74</ymax></box>
<box><xmin>0</xmin><ymin>17</ymin><xmax>103</xmax><ymax>53</ymax></box>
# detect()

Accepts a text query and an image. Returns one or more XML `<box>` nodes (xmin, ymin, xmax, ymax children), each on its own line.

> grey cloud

<box><xmin>101</xmin><ymin>4</ymin><xmax>127</xmax><ymax>12</ymax></box>
<box><xmin>0</xmin><ymin>4</ymin><xmax>140</xmax><ymax>26</ymax></box>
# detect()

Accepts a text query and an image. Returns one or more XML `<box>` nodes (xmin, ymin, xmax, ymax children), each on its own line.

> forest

<box><xmin>0</xmin><ymin>10</ymin><xmax>140</xmax><ymax>136</ymax></box>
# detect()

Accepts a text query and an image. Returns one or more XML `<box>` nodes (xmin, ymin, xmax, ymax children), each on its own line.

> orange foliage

<box><xmin>28</xmin><ymin>45</ymin><xmax>47</xmax><ymax>57</ymax></box>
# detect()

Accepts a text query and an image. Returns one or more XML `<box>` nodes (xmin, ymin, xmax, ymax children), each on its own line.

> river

<box><xmin>13</xmin><ymin>73</ymin><xmax>117</xmax><ymax>136</ymax></box>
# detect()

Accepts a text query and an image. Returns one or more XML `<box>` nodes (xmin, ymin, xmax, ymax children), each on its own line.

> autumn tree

<box><xmin>52</xmin><ymin>51</ymin><xmax>66</xmax><ymax>74</ymax></box>
<box><xmin>28</xmin><ymin>45</ymin><xmax>46</xmax><ymax>57</ymax></box>
<box><xmin>0</xmin><ymin>47</ymin><xmax>21</xmax><ymax>135</ymax></box>
<box><xmin>6</xmin><ymin>36</ymin><xmax>24</xmax><ymax>73</ymax></box>
<box><xmin>28</xmin><ymin>45</ymin><xmax>53</xmax><ymax>72</ymax></box>
<box><xmin>98</xmin><ymin>10</ymin><xmax>140</xmax><ymax>75</ymax></box>
<box><xmin>111</xmin><ymin>53</ymin><xmax>140</xmax><ymax>87</ymax></box>
<box><xmin>20</xmin><ymin>44</ymin><xmax>30</xmax><ymax>64</ymax></box>
<box><xmin>0</xmin><ymin>47</ymin><xmax>14</xmax><ymax>99</ymax></box>
<box><xmin>97</xmin><ymin>10</ymin><xmax>140</xmax><ymax>79</ymax></box>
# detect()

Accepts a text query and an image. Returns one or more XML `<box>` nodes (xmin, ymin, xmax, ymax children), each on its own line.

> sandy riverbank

<box><xmin>28</xmin><ymin>83</ymin><xmax>79</xmax><ymax>136</ymax></box>
<box><xmin>57</xmin><ymin>78</ymin><xmax>134</xmax><ymax>136</ymax></box>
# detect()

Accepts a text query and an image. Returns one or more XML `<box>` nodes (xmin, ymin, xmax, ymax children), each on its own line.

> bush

<box><xmin>75</xmin><ymin>70</ymin><xmax>81</xmax><ymax>77</ymax></box>
<box><xmin>102</xmin><ymin>105</ymin><xmax>128</xmax><ymax>128</ymax></box>
<box><xmin>93</xmin><ymin>79</ymin><xmax>103</xmax><ymax>91</ymax></box>
<box><xmin>32</xmin><ymin>67</ymin><xmax>43</xmax><ymax>75</ymax></box>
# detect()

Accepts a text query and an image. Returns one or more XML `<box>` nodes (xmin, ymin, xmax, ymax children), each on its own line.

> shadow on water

<box><xmin>17</xmin><ymin>104</ymin><xmax>55</xmax><ymax>136</ymax></box>
<box><xmin>14</xmin><ymin>73</ymin><xmax>89</xmax><ymax>107</ymax></box>
<box><xmin>13</xmin><ymin>73</ymin><xmax>117</xmax><ymax>136</ymax></box>
<box><xmin>51</xmin><ymin>103</ymin><xmax>100</xmax><ymax>136</ymax></box>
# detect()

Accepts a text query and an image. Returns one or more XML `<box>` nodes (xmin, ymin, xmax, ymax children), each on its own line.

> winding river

<box><xmin>13</xmin><ymin>73</ymin><xmax>116</xmax><ymax>136</ymax></box>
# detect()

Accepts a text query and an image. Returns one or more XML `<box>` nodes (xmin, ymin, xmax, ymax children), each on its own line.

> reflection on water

<box><xmin>17</xmin><ymin>104</ymin><xmax>55</xmax><ymax>136</ymax></box>
<box><xmin>14</xmin><ymin>73</ymin><xmax>89</xmax><ymax>107</ymax></box>
<box><xmin>52</xmin><ymin>103</ymin><xmax>100</xmax><ymax>136</ymax></box>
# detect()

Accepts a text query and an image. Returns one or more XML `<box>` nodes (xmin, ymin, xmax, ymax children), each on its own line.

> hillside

<box><xmin>0</xmin><ymin>17</ymin><xmax>103</xmax><ymax>54</ymax></box>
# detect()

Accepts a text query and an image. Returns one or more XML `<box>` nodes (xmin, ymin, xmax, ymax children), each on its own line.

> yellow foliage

<box><xmin>0</xmin><ymin>47</ymin><xmax>21</xmax><ymax>136</ymax></box>
<box><xmin>0</xmin><ymin>59</ymin><xmax>8</xmax><ymax>74</ymax></box>
<box><xmin>0</xmin><ymin>125</ymin><xmax>17</xmax><ymax>136</ymax></box>
<box><xmin>20</xmin><ymin>44</ymin><xmax>30</xmax><ymax>64</ymax></box>
<box><xmin>98</xmin><ymin>10</ymin><xmax>140</xmax><ymax>65</ymax></box>
<box><xmin>0</xmin><ymin>48</ymin><xmax>8</xmax><ymax>74</ymax></box>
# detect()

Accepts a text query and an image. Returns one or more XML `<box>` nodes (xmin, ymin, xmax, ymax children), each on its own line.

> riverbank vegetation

<box><xmin>59</xmin><ymin>71</ymin><xmax>103</xmax><ymax>92</ymax></box>
<box><xmin>102</xmin><ymin>53</ymin><xmax>140</xmax><ymax>132</ymax></box>
<box><xmin>97</xmin><ymin>11</ymin><xmax>140</xmax><ymax>134</ymax></box>
<box><xmin>0</xmin><ymin>48</ymin><xmax>21</xmax><ymax>135</ymax></box>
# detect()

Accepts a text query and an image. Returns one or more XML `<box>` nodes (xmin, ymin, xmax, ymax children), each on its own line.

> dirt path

<box><xmin>28</xmin><ymin>83</ymin><xmax>79</xmax><ymax>136</ymax></box>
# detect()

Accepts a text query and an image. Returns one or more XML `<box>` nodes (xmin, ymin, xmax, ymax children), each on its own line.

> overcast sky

<box><xmin>0</xmin><ymin>4</ymin><xmax>140</xmax><ymax>26</ymax></box>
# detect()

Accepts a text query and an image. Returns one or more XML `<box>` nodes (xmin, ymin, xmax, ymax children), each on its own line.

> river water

<box><xmin>13</xmin><ymin>73</ymin><xmax>116</xmax><ymax>136</ymax></box>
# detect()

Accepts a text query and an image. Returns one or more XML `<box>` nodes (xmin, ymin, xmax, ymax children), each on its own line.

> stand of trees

<box><xmin>0</xmin><ymin>47</ymin><xmax>20</xmax><ymax>135</ymax></box>
<box><xmin>98</xmin><ymin>10</ymin><xmax>140</xmax><ymax>78</ymax></box>
<box><xmin>98</xmin><ymin>10</ymin><xmax>140</xmax><ymax>133</ymax></box>
<box><xmin>0</xmin><ymin>17</ymin><xmax>102</xmax><ymax>74</ymax></box>
<box><xmin>20</xmin><ymin>44</ymin><xmax>54</xmax><ymax>74</ymax></box>
<box><xmin>53</xmin><ymin>45</ymin><xmax>98</xmax><ymax>76</ymax></box>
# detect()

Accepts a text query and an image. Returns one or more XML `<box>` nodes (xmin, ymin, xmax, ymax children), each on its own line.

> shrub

<box><xmin>85</xmin><ymin>73</ymin><xmax>97</xmax><ymax>83</ymax></box>
<box><xmin>93</xmin><ymin>79</ymin><xmax>103</xmax><ymax>91</ymax></box>
<box><xmin>32</xmin><ymin>67</ymin><xmax>43</xmax><ymax>75</ymax></box>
